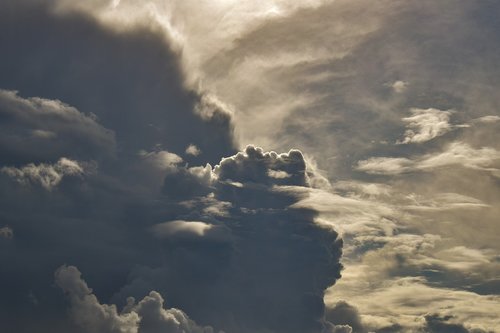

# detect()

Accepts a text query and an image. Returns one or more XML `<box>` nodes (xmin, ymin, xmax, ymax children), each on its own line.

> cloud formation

<box><xmin>55</xmin><ymin>265</ymin><xmax>214</xmax><ymax>333</ymax></box>
<box><xmin>2</xmin><ymin>0</ymin><xmax>500</xmax><ymax>332</ymax></box>
<box><xmin>0</xmin><ymin>226</ymin><xmax>13</xmax><ymax>239</ymax></box>
<box><xmin>119</xmin><ymin>146</ymin><xmax>343</xmax><ymax>333</ymax></box>
<box><xmin>0</xmin><ymin>89</ymin><xmax>115</xmax><ymax>164</ymax></box>
<box><xmin>357</xmin><ymin>142</ymin><xmax>500</xmax><ymax>175</ymax></box>
<box><xmin>1</xmin><ymin>158</ymin><xmax>86</xmax><ymax>190</ymax></box>
<box><xmin>397</xmin><ymin>108</ymin><xmax>455</xmax><ymax>144</ymax></box>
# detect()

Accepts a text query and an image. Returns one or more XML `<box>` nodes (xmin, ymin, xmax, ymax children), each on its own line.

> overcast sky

<box><xmin>1</xmin><ymin>1</ymin><xmax>500</xmax><ymax>333</ymax></box>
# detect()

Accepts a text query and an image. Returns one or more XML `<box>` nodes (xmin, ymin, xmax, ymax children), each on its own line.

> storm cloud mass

<box><xmin>1</xmin><ymin>0</ymin><xmax>500</xmax><ymax>333</ymax></box>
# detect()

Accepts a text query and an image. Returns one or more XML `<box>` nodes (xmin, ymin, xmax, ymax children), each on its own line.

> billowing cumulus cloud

<box><xmin>117</xmin><ymin>146</ymin><xmax>343</xmax><ymax>333</ymax></box>
<box><xmin>55</xmin><ymin>265</ymin><xmax>214</xmax><ymax>333</ymax></box>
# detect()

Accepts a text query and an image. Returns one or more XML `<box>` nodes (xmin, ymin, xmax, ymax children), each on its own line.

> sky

<box><xmin>1</xmin><ymin>1</ymin><xmax>500</xmax><ymax>332</ymax></box>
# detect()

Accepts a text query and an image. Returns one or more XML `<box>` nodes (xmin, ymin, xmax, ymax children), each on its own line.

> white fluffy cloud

<box><xmin>185</xmin><ymin>144</ymin><xmax>201</xmax><ymax>156</ymax></box>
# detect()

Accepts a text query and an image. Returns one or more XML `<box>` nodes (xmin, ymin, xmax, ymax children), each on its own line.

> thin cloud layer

<box><xmin>357</xmin><ymin>142</ymin><xmax>500</xmax><ymax>175</ymax></box>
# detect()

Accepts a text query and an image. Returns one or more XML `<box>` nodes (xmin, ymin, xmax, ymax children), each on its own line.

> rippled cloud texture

<box><xmin>1</xmin><ymin>1</ymin><xmax>500</xmax><ymax>333</ymax></box>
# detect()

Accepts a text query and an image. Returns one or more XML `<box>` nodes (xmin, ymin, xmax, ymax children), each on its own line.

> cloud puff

<box><xmin>357</xmin><ymin>142</ymin><xmax>500</xmax><ymax>175</ymax></box>
<box><xmin>55</xmin><ymin>265</ymin><xmax>214</xmax><ymax>333</ymax></box>
<box><xmin>1</xmin><ymin>158</ymin><xmax>86</xmax><ymax>190</ymax></box>
<box><xmin>391</xmin><ymin>80</ymin><xmax>408</xmax><ymax>93</ymax></box>
<box><xmin>185</xmin><ymin>144</ymin><xmax>201</xmax><ymax>157</ymax></box>
<box><xmin>215</xmin><ymin>145</ymin><xmax>308</xmax><ymax>187</ymax></box>
<box><xmin>139</xmin><ymin>151</ymin><xmax>183</xmax><ymax>171</ymax></box>
<box><xmin>397</xmin><ymin>108</ymin><xmax>455</xmax><ymax>144</ymax></box>
<box><xmin>151</xmin><ymin>220</ymin><xmax>231</xmax><ymax>243</ymax></box>
<box><xmin>0</xmin><ymin>226</ymin><xmax>13</xmax><ymax>239</ymax></box>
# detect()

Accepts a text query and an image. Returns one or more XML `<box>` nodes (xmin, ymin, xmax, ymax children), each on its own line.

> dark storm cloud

<box><xmin>0</xmin><ymin>0</ymin><xmax>235</xmax><ymax>166</ymax></box>
<box><xmin>116</xmin><ymin>146</ymin><xmax>343</xmax><ymax>333</ymax></box>
<box><xmin>0</xmin><ymin>89</ymin><xmax>115</xmax><ymax>165</ymax></box>
<box><xmin>0</xmin><ymin>6</ymin><xmax>343</xmax><ymax>331</ymax></box>
<box><xmin>0</xmin><ymin>1</ymin><xmax>238</xmax><ymax>332</ymax></box>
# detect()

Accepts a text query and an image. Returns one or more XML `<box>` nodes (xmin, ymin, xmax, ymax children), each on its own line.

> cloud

<box><xmin>0</xmin><ymin>226</ymin><xmax>13</xmax><ymax>239</ymax></box>
<box><xmin>55</xmin><ymin>265</ymin><xmax>214</xmax><ymax>333</ymax></box>
<box><xmin>185</xmin><ymin>144</ymin><xmax>201</xmax><ymax>157</ymax></box>
<box><xmin>2</xmin><ymin>1</ymin><xmax>500</xmax><ymax>333</ymax></box>
<box><xmin>390</xmin><ymin>80</ymin><xmax>408</xmax><ymax>93</ymax></box>
<box><xmin>162</xmin><ymin>164</ymin><xmax>215</xmax><ymax>201</ymax></box>
<box><xmin>424</xmin><ymin>314</ymin><xmax>486</xmax><ymax>333</ymax></box>
<box><xmin>324</xmin><ymin>324</ymin><xmax>353</xmax><ymax>333</ymax></box>
<box><xmin>215</xmin><ymin>145</ymin><xmax>308</xmax><ymax>187</ymax></box>
<box><xmin>0</xmin><ymin>0</ymin><xmax>236</xmax><ymax>165</ymax></box>
<box><xmin>115</xmin><ymin>146</ymin><xmax>343</xmax><ymax>333</ymax></box>
<box><xmin>139</xmin><ymin>150</ymin><xmax>183</xmax><ymax>171</ymax></box>
<box><xmin>325</xmin><ymin>301</ymin><xmax>365</xmax><ymax>333</ymax></box>
<box><xmin>327</xmin><ymin>274</ymin><xmax>500</xmax><ymax>332</ymax></box>
<box><xmin>0</xmin><ymin>89</ymin><xmax>115</xmax><ymax>164</ymax></box>
<box><xmin>1</xmin><ymin>158</ymin><xmax>86</xmax><ymax>190</ymax></box>
<box><xmin>397</xmin><ymin>108</ymin><xmax>455</xmax><ymax>144</ymax></box>
<box><xmin>0</xmin><ymin>2</ymin><xmax>237</xmax><ymax>331</ymax></box>
<box><xmin>357</xmin><ymin>142</ymin><xmax>500</xmax><ymax>175</ymax></box>
<box><xmin>151</xmin><ymin>220</ymin><xmax>230</xmax><ymax>242</ymax></box>
<box><xmin>473</xmin><ymin>116</ymin><xmax>500</xmax><ymax>124</ymax></box>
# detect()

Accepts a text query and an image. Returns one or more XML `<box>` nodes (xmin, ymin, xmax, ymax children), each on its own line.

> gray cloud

<box><xmin>1</xmin><ymin>158</ymin><xmax>86</xmax><ymax>190</ymax></box>
<box><xmin>55</xmin><ymin>265</ymin><xmax>214</xmax><ymax>333</ymax></box>
<box><xmin>0</xmin><ymin>226</ymin><xmax>13</xmax><ymax>239</ymax></box>
<box><xmin>0</xmin><ymin>1</ymin><xmax>237</xmax><ymax>332</ymax></box>
<box><xmin>151</xmin><ymin>220</ymin><xmax>231</xmax><ymax>243</ymax></box>
<box><xmin>423</xmin><ymin>314</ymin><xmax>488</xmax><ymax>333</ymax></box>
<box><xmin>0</xmin><ymin>89</ymin><xmax>115</xmax><ymax>164</ymax></box>
<box><xmin>117</xmin><ymin>146</ymin><xmax>343</xmax><ymax>333</ymax></box>
<box><xmin>325</xmin><ymin>301</ymin><xmax>365</xmax><ymax>333</ymax></box>
<box><xmin>0</xmin><ymin>0</ymin><xmax>235</xmax><ymax>166</ymax></box>
<box><xmin>2</xmin><ymin>0</ymin><xmax>500</xmax><ymax>332</ymax></box>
